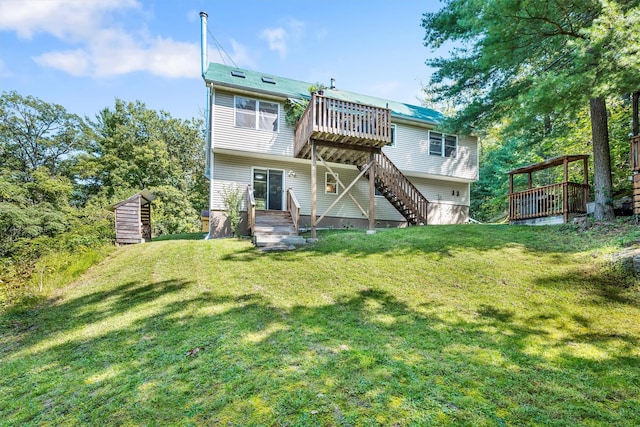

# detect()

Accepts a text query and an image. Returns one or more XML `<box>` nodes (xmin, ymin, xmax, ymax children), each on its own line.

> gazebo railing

<box><xmin>509</xmin><ymin>182</ymin><xmax>589</xmax><ymax>221</ymax></box>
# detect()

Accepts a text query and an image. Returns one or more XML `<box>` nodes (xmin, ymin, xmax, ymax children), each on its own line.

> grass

<box><xmin>1</xmin><ymin>222</ymin><xmax>639</xmax><ymax>425</ymax></box>
<box><xmin>0</xmin><ymin>243</ymin><xmax>115</xmax><ymax>311</ymax></box>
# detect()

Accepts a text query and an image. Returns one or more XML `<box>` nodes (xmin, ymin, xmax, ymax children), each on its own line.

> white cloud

<box><xmin>286</xmin><ymin>19</ymin><xmax>306</xmax><ymax>40</ymax></box>
<box><xmin>2</xmin><ymin>0</ymin><xmax>253</xmax><ymax>79</ymax></box>
<box><xmin>0</xmin><ymin>0</ymin><xmax>139</xmax><ymax>40</ymax></box>
<box><xmin>261</xmin><ymin>27</ymin><xmax>288</xmax><ymax>59</ymax></box>
<box><xmin>33</xmin><ymin>49</ymin><xmax>91</xmax><ymax>76</ymax></box>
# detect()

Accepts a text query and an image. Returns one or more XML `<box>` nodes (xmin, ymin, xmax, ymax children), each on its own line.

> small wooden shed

<box><xmin>109</xmin><ymin>190</ymin><xmax>156</xmax><ymax>244</ymax></box>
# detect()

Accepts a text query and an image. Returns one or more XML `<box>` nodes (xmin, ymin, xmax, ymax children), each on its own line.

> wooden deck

<box><xmin>294</xmin><ymin>93</ymin><xmax>391</xmax><ymax>165</ymax></box>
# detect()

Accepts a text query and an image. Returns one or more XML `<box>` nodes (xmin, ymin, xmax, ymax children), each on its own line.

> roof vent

<box><xmin>231</xmin><ymin>70</ymin><xmax>245</xmax><ymax>78</ymax></box>
<box><xmin>261</xmin><ymin>76</ymin><xmax>276</xmax><ymax>84</ymax></box>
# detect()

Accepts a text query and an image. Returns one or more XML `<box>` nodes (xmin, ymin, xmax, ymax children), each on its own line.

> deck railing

<box><xmin>294</xmin><ymin>93</ymin><xmax>391</xmax><ymax>157</ymax></box>
<box><xmin>631</xmin><ymin>135</ymin><xmax>640</xmax><ymax>172</ymax></box>
<box><xmin>286</xmin><ymin>188</ymin><xmax>300</xmax><ymax>234</ymax></box>
<box><xmin>509</xmin><ymin>182</ymin><xmax>589</xmax><ymax>221</ymax></box>
<box><xmin>246</xmin><ymin>184</ymin><xmax>255</xmax><ymax>236</ymax></box>
<box><xmin>374</xmin><ymin>152</ymin><xmax>429</xmax><ymax>224</ymax></box>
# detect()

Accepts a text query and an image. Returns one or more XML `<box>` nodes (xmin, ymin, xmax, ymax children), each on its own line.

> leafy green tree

<box><xmin>0</xmin><ymin>92</ymin><xmax>79</xmax><ymax>258</ymax></box>
<box><xmin>0</xmin><ymin>91</ymin><xmax>86</xmax><ymax>179</ymax></box>
<box><xmin>422</xmin><ymin>0</ymin><xmax>640</xmax><ymax>220</ymax></box>
<box><xmin>83</xmin><ymin>100</ymin><xmax>206</xmax><ymax>235</ymax></box>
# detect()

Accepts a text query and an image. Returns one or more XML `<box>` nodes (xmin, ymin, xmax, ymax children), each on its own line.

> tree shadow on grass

<box><xmin>2</xmin><ymin>282</ymin><xmax>638</xmax><ymax>426</ymax></box>
<box><xmin>533</xmin><ymin>264</ymin><xmax>640</xmax><ymax>306</ymax></box>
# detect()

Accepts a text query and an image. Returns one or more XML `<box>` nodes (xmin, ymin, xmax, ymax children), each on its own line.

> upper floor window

<box><xmin>386</xmin><ymin>124</ymin><xmax>396</xmax><ymax>148</ymax></box>
<box><xmin>429</xmin><ymin>131</ymin><xmax>457</xmax><ymax>157</ymax></box>
<box><xmin>235</xmin><ymin>96</ymin><xmax>279</xmax><ymax>132</ymax></box>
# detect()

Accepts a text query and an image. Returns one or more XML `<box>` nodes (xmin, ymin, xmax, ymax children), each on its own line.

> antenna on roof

<box><xmin>200</xmin><ymin>11</ymin><xmax>240</xmax><ymax>69</ymax></box>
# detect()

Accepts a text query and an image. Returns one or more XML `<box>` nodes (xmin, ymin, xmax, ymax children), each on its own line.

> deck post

<box><xmin>563</xmin><ymin>157</ymin><xmax>569</xmax><ymax>222</ymax></box>
<box><xmin>368</xmin><ymin>151</ymin><xmax>376</xmax><ymax>233</ymax></box>
<box><xmin>311</xmin><ymin>140</ymin><xmax>317</xmax><ymax>239</ymax></box>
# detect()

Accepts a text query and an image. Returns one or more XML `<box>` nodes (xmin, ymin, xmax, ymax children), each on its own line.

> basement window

<box><xmin>231</xmin><ymin>70</ymin><xmax>246</xmax><ymax>78</ymax></box>
<box><xmin>261</xmin><ymin>76</ymin><xmax>276</xmax><ymax>84</ymax></box>
<box><xmin>325</xmin><ymin>172</ymin><xmax>338</xmax><ymax>195</ymax></box>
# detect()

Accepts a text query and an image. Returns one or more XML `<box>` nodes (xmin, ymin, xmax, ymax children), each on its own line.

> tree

<box><xmin>422</xmin><ymin>0</ymin><xmax>640</xmax><ymax>220</ymax></box>
<box><xmin>83</xmin><ymin>100</ymin><xmax>206</xmax><ymax>235</ymax></box>
<box><xmin>0</xmin><ymin>91</ymin><xmax>86</xmax><ymax>180</ymax></box>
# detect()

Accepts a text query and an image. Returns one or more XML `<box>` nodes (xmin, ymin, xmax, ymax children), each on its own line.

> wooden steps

<box><xmin>359</xmin><ymin>152</ymin><xmax>429</xmax><ymax>226</ymax></box>
<box><xmin>253</xmin><ymin>210</ymin><xmax>306</xmax><ymax>249</ymax></box>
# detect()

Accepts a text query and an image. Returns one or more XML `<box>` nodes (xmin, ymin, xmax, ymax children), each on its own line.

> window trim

<box><xmin>234</xmin><ymin>95</ymin><xmax>279</xmax><ymax>132</ymax></box>
<box><xmin>325</xmin><ymin>172</ymin><xmax>338</xmax><ymax>195</ymax></box>
<box><xmin>386</xmin><ymin>124</ymin><xmax>397</xmax><ymax>148</ymax></box>
<box><xmin>428</xmin><ymin>130</ymin><xmax>457</xmax><ymax>158</ymax></box>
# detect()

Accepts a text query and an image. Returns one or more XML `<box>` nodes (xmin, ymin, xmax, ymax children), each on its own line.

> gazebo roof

<box><xmin>507</xmin><ymin>155</ymin><xmax>589</xmax><ymax>176</ymax></box>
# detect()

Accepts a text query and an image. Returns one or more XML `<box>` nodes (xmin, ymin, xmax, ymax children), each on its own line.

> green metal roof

<box><xmin>204</xmin><ymin>62</ymin><xmax>443</xmax><ymax>125</ymax></box>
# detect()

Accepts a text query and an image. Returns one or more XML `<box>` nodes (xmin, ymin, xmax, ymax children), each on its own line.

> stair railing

<box><xmin>373</xmin><ymin>152</ymin><xmax>429</xmax><ymax>224</ymax></box>
<box><xmin>246</xmin><ymin>184</ymin><xmax>256</xmax><ymax>236</ymax></box>
<box><xmin>286</xmin><ymin>188</ymin><xmax>301</xmax><ymax>234</ymax></box>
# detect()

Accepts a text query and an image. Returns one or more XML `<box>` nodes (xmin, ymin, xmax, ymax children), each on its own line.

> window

<box><xmin>387</xmin><ymin>124</ymin><xmax>396</xmax><ymax>148</ymax></box>
<box><xmin>235</xmin><ymin>96</ymin><xmax>279</xmax><ymax>132</ymax></box>
<box><xmin>429</xmin><ymin>131</ymin><xmax>457</xmax><ymax>157</ymax></box>
<box><xmin>325</xmin><ymin>172</ymin><xmax>338</xmax><ymax>195</ymax></box>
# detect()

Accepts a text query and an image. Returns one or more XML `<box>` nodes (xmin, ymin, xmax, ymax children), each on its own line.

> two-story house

<box><xmin>202</xmin><ymin>62</ymin><xmax>478</xmax><ymax>240</ymax></box>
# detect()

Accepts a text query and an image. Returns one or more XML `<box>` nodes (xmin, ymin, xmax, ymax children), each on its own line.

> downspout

<box><xmin>200</xmin><ymin>11</ymin><xmax>215</xmax><ymax>239</ymax></box>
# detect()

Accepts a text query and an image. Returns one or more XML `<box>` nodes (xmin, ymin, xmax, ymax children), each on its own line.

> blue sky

<box><xmin>0</xmin><ymin>0</ymin><xmax>446</xmax><ymax>121</ymax></box>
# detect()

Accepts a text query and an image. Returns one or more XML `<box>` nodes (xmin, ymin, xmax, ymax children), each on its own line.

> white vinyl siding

<box><xmin>212</xmin><ymin>153</ymin><xmax>407</xmax><ymax>221</ymax></box>
<box><xmin>214</xmin><ymin>90</ymin><xmax>294</xmax><ymax>156</ymax></box>
<box><xmin>214</xmin><ymin>88</ymin><xmax>477</xmax><ymax>182</ymax></box>
<box><xmin>382</xmin><ymin>122</ymin><xmax>477</xmax><ymax>181</ymax></box>
<box><xmin>212</xmin><ymin>153</ymin><xmax>470</xmax><ymax>224</ymax></box>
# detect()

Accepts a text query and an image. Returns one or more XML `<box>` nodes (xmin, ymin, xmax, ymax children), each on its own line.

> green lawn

<box><xmin>1</xmin><ymin>224</ymin><xmax>639</xmax><ymax>426</ymax></box>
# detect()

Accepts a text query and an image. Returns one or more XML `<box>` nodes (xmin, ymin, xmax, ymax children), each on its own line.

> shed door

<box><xmin>253</xmin><ymin>168</ymin><xmax>284</xmax><ymax>210</ymax></box>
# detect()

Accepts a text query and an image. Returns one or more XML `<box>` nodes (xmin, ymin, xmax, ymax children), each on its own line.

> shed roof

<box><xmin>204</xmin><ymin>63</ymin><xmax>443</xmax><ymax>125</ymax></box>
<box><xmin>108</xmin><ymin>190</ymin><xmax>156</xmax><ymax>211</ymax></box>
<box><xmin>507</xmin><ymin>155</ymin><xmax>590</xmax><ymax>176</ymax></box>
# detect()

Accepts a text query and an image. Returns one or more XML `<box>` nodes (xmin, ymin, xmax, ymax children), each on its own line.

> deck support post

<box><xmin>368</xmin><ymin>151</ymin><xmax>376</xmax><ymax>233</ymax></box>
<box><xmin>311</xmin><ymin>140</ymin><xmax>317</xmax><ymax>239</ymax></box>
<box><xmin>563</xmin><ymin>157</ymin><xmax>569</xmax><ymax>223</ymax></box>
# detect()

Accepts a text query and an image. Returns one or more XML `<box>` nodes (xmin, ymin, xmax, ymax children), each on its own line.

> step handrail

<box><xmin>246</xmin><ymin>184</ymin><xmax>256</xmax><ymax>236</ymax></box>
<box><xmin>286</xmin><ymin>188</ymin><xmax>301</xmax><ymax>234</ymax></box>
<box><xmin>373</xmin><ymin>152</ymin><xmax>429</xmax><ymax>224</ymax></box>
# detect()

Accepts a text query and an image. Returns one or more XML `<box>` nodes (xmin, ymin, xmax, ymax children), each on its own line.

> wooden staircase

<box><xmin>361</xmin><ymin>152</ymin><xmax>429</xmax><ymax>225</ymax></box>
<box><xmin>253</xmin><ymin>210</ymin><xmax>306</xmax><ymax>248</ymax></box>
